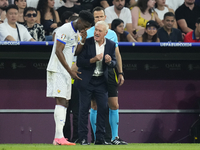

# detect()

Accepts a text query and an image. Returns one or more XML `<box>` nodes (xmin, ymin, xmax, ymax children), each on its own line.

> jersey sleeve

<box><xmin>56</xmin><ymin>24</ymin><xmax>70</xmax><ymax>44</ymax></box>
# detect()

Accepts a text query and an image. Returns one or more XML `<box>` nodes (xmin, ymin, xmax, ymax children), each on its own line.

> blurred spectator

<box><xmin>184</xmin><ymin>17</ymin><xmax>200</xmax><ymax>42</ymax></box>
<box><xmin>111</xmin><ymin>18</ymin><xmax>136</xmax><ymax>42</ymax></box>
<box><xmin>102</xmin><ymin>0</ymin><xmax>136</xmax><ymax>8</ymax></box>
<box><xmin>14</xmin><ymin>0</ymin><xmax>26</xmax><ymax>25</ymax></box>
<box><xmin>75</xmin><ymin>0</ymin><xmax>105</xmax><ymax>12</ymax></box>
<box><xmin>157</xmin><ymin>12</ymin><xmax>182</xmax><ymax>42</ymax></box>
<box><xmin>0</xmin><ymin>0</ymin><xmax>9</xmax><ymax>23</ymax></box>
<box><xmin>8</xmin><ymin>0</ymin><xmax>12</xmax><ymax>4</ymax></box>
<box><xmin>175</xmin><ymin>0</ymin><xmax>200</xmax><ymax>34</ymax></box>
<box><xmin>137</xmin><ymin>20</ymin><xmax>160</xmax><ymax>42</ymax></box>
<box><xmin>54</xmin><ymin>0</ymin><xmax>64</xmax><ymax>10</ymax></box>
<box><xmin>56</xmin><ymin>0</ymin><xmax>81</xmax><ymax>19</ymax></box>
<box><xmin>105</xmin><ymin>0</ymin><xmax>133</xmax><ymax>36</ymax></box>
<box><xmin>0</xmin><ymin>4</ymin><xmax>34</xmax><ymax>41</ymax></box>
<box><xmin>36</xmin><ymin>0</ymin><xmax>60</xmax><ymax>41</ymax></box>
<box><xmin>26</xmin><ymin>0</ymin><xmax>38</xmax><ymax>8</ymax></box>
<box><xmin>24</xmin><ymin>7</ymin><xmax>45</xmax><ymax>41</ymax></box>
<box><xmin>165</xmin><ymin>0</ymin><xmax>184</xmax><ymax>12</ymax></box>
<box><xmin>131</xmin><ymin>0</ymin><xmax>156</xmax><ymax>37</ymax></box>
<box><xmin>154</xmin><ymin>0</ymin><xmax>177</xmax><ymax>28</ymax></box>
<box><xmin>128</xmin><ymin>0</ymin><xmax>137</xmax><ymax>8</ymax></box>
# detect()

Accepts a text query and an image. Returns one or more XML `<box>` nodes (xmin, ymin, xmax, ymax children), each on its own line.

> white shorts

<box><xmin>46</xmin><ymin>71</ymin><xmax>72</xmax><ymax>100</ymax></box>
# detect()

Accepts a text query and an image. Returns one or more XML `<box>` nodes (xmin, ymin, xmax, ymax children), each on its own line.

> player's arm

<box><xmin>115</xmin><ymin>46</ymin><xmax>124</xmax><ymax>86</ymax></box>
<box><xmin>75</xmin><ymin>29</ymin><xmax>87</xmax><ymax>56</ymax></box>
<box><xmin>55</xmin><ymin>40</ymin><xmax>82</xmax><ymax>80</ymax></box>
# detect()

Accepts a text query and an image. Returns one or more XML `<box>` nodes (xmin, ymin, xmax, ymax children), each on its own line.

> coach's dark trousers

<box><xmin>78</xmin><ymin>76</ymin><xmax>108</xmax><ymax>141</ymax></box>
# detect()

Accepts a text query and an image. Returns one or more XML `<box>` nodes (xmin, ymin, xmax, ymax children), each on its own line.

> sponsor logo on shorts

<box><xmin>57</xmin><ymin>89</ymin><xmax>61</xmax><ymax>93</ymax></box>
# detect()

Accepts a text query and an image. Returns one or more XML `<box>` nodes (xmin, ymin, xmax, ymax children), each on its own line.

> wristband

<box><xmin>118</xmin><ymin>72</ymin><xmax>124</xmax><ymax>76</ymax></box>
<box><xmin>80</xmin><ymin>41</ymin><xmax>84</xmax><ymax>45</ymax></box>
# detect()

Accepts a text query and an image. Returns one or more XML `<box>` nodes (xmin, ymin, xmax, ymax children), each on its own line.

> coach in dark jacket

<box><xmin>75</xmin><ymin>21</ymin><xmax>116</xmax><ymax>145</ymax></box>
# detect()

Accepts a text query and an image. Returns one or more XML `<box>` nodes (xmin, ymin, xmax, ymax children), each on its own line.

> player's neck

<box><xmin>72</xmin><ymin>21</ymin><xmax>77</xmax><ymax>31</ymax></box>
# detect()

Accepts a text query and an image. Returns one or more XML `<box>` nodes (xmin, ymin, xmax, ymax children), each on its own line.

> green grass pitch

<box><xmin>0</xmin><ymin>143</ymin><xmax>200</xmax><ymax>150</ymax></box>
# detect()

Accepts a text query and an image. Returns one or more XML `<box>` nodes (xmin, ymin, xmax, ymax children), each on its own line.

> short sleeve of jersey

<box><xmin>56</xmin><ymin>24</ymin><xmax>70</xmax><ymax>44</ymax></box>
<box><xmin>175</xmin><ymin>5</ymin><xmax>184</xmax><ymax>21</ymax></box>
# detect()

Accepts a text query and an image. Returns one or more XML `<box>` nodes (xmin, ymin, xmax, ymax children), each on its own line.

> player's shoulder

<box><xmin>57</xmin><ymin>22</ymin><xmax>75</xmax><ymax>34</ymax></box>
<box><xmin>106</xmin><ymin>29</ymin><xmax>117</xmax><ymax>40</ymax></box>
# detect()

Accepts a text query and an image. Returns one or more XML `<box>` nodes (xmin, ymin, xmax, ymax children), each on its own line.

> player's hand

<box><xmin>105</xmin><ymin>54</ymin><xmax>111</xmax><ymax>64</ymax></box>
<box><xmin>70</xmin><ymin>70</ymin><xmax>82</xmax><ymax>80</ymax></box>
<box><xmin>80</xmin><ymin>29</ymin><xmax>87</xmax><ymax>43</ymax></box>
<box><xmin>118</xmin><ymin>74</ymin><xmax>124</xmax><ymax>86</ymax></box>
<box><xmin>95</xmin><ymin>53</ymin><xmax>103</xmax><ymax>61</ymax></box>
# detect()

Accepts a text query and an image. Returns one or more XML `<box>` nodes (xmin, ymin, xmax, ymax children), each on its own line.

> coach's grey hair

<box><xmin>95</xmin><ymin>21</ymin><xmax>109</xmax><ymax>32</ymax></box>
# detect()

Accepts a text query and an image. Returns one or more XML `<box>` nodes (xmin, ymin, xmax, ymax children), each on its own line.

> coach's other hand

<box><xmin>105</xmin><ymin>54</ymin><xmax>111</xmax><ymax>64</ymax></box>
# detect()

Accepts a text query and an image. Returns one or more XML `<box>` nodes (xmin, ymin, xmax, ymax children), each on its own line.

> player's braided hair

<box><xmin>79</xmin><ymin>10</ymin><xmax>94</xmax><ymax>24</ymax></box>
